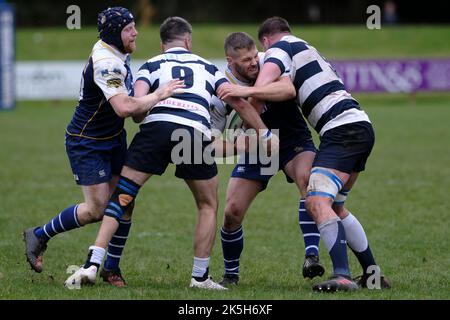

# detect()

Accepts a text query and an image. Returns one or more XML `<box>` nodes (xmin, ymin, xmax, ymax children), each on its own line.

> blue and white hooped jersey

<box><xmin>66</xmin><ymin>40</ymin><xmax>134</xmax><ymax>139</ymax></box>
<box><xmin>264</xmin><ymin>35</ymin><xmax>370</xmax><ymax>136</ymax></box>
<box><xmin>136</xmin><ymin>47</ymin><xmax>228</xmax><ymax>138</ymax></box>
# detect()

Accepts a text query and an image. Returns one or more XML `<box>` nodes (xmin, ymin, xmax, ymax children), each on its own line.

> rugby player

<box><xmin>210</xmin><ymin>32</ymin><xmax>325</xmax><ymax>286</ymax></box>
<box><xmin>219</xmin><ymin>17</ymin><xmax>391</xmax><ymax>292</ymax></box>
<box><xmin>23</xmin><ymin>7</ymin><xmax>184</xmax><ymax>287</ymax></box>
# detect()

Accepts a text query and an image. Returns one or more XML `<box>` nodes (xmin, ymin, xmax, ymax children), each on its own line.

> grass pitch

<box><xmin>1</xmin><ymin>93</ymin><xmax>449</xmax><ymax>299</ymax></box>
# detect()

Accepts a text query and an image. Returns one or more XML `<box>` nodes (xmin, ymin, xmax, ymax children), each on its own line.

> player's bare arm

<box><xmin>109</xmin><ymin>79</ymin><xmax>185</xmax><ymax>119</ymax></box>
<box><xmin>131</xmin><ymin>79</ymin><xmax>185</xmax><ymax>123</ymax></box>
<box><xmin>217</xmin><ymin>61</ymin><xmax>287</xmax><ymax>113</ymax></box>
<box><xmin>248</xmin><ymin>61</ymin><xmax>285</xmax><ymax>111</ymax></box>
<box><xmin>219</xmin><ymin>90</ymin><xmax>267</xmax><ymax>132</ymax></box>
<box><xmin>218</xmin><ymin>76</ymin><xmax>295</xmax><ymax>102</ymax></box>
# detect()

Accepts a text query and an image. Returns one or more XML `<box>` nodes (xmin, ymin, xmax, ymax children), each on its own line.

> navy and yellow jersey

<box><xmin>264</xmin><ymin>35</ymin><xmax>370</xmax><ymax>136</ymax></box>
<box><xmin>136</xmin><ymin>47</ymin><xmax>228</xmax><ymax>138</ymax></box>
<box><xmin>66</xmin><ymin>40</ymin><xmax>134</xmax><ymax>140</ymax></box>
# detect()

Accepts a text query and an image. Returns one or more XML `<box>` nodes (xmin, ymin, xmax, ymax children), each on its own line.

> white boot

<box><xmin>190</xmin><ymin>276</ymin><xmax>228</xmax><ymax>290</ymax></box>
<box><xmin>64</xmin><ymin>265</ymin><xmax>98</xmax><ymax>289</ymax></box>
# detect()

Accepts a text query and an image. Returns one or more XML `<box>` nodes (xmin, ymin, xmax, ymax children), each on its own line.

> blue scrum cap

<box><xmin>98</xmin><ymin>7</ymin><xmax>134</xmax><ymax>53</ymax></box>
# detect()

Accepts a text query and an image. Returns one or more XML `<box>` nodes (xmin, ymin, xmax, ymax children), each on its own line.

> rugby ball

<box><xmin>224</xmin><ymin>109</ymin><xmax>244</xmax><ymax>142</ymax></box>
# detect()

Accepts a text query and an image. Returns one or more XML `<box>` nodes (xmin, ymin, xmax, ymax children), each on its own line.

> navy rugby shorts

<box><xmin>313</xmin><ymin>121</ymin><xmax>375</xmax><ymax>174</ymax></box>
<box><xmin>125</xmin><ymin>121</ymin><xmax>218</xmax><ymax>180</ymax></box>
<box><xmin>231</xmin><ymin>134</ymin><xmax>316</xmax><ymax>191</ymax></box>
<box><xmin>65</xmin><ymin>131</ymin><xmax>127</xmax><ymax>186</ymax></box>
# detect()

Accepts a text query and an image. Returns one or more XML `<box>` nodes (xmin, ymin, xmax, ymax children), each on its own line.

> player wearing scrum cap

<box><xmin>23</xmin><ymin>7</ymin><xmax>184</xmax><ymax>287</ymax></box>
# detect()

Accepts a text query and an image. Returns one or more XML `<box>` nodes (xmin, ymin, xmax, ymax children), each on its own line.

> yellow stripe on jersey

<box><xmin>79</xmin><ymin>97</ymin><xmax>105</xmax><ymax>137</ymax></box>
<box><xmin>65</xmin><ymin>128</ymin><xmax>123</xmax><ymax>140</ymax></box>
<box><xmin>225</xmin><ymin>69</ymin><xmax>238</xmax><ymax>84</ymax></box>
<box><xmin>68</xmin><ymin>96</ymin><xmax>123</xmax><ymax>140</ymax></box>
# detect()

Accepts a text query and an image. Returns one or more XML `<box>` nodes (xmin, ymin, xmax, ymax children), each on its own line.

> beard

<box><xmin>234</xmin><ymin>63</ymin><xmax>259</xmax><ymax>84</ymax></box>
<box><xmin>123</xmin><ymin>41</ymin><xmax>136</xmax><ymax>54</ymax></box>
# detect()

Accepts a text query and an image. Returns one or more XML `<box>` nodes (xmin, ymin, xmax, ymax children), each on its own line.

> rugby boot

<box><xmin>302</xmin><ymin>254</ymin><xmax>325</xmax><ymax>279</ymax></box>
<box><xmin>100</xmin><ymin>268</ymin><xmax>127</xmax><ymax>287</ymax></box>
<box><xmin>313</xmin><ymin>275</ymin><xmax>359</xmax><ymax>292</ymax></box>
<box><xmin>219</xmin><ymin>273</ymin><xmax>239</xmax><ymax>287</ymax></box>
<box><xmin>23</xmin><ymin>227</ymin><xmax>48</xmax><ymax>273</ymax></box>
<box><xmin>190</xmin><ymin>276</ymin><xmax>228</xmax><ymax>290</ymax></box>
<box><xmin>354</xmin><ymin>273</ymin><xmax>391</xmax><ymax>289</ymax></box>
<box><xmin>64</xmin><ymin>265</ymin><xmax>98</xmax><ymax>289</ymax></box>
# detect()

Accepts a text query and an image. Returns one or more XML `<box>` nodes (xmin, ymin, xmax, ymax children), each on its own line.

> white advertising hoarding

<box><xmin>16</xmin><ymin>60</ymin><xmax>228</xmax><ymax>100</ymax></box>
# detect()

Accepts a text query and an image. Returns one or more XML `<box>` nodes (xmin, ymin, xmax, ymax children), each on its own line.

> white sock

<box><xmin>341</xmin><ymin>213</ymin><xmax>368</xmax><ymax>252</ymax></box>
<box><xmin>192</xmin><ymin>256</ymin><xmax>210</xmax><ymax>279</ymax></box>
<box><xmin>88</xmin><ymin>245</ymin><xmax>106</xmax><ymax>267</ymax></box>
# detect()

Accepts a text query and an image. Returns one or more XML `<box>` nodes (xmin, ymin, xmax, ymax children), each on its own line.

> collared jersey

<box><xmin>66</xmin><ymin>40</ymin><xmax>133</xmax><ymax>140</ymax></box>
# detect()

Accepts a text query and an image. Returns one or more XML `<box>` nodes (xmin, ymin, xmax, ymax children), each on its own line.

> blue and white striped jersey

<box><xmin>264</xmin><ymin>35</ymin><xmax>370</xmax><ymax>136</ymax></box>
<box><xmin>136</xmin><ymin>47</ymin><xmax>228</xmax><ymax>138</ymax></box>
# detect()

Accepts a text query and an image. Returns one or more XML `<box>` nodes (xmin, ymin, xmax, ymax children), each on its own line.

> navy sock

<box><xmin>298</xmin><ymin>198</ymin><xmax>320</xmax><ymax>256</ymax></box>
<box><xmin>221</xmin><ymin>226</ymin><xmax>243</xmax><ymax>276</ymax></box>
<box><xmin>103</xmin><ymin>219</ymin><xmax>132</xmax><ymax>271</ymax></box>
<box><xmin>34</xmin><ymin>205</ymin><xmax>81</xmax><ymax>241</ymax></box>
<box><xmin>318</xmin><ymin>218</ymin><xmax>350</xmax><ymax>277</ymax></box>
<box><xmin>350</xmin><ymin>246</ymin><xmax>377</xmax><ymax>275</ymax></box>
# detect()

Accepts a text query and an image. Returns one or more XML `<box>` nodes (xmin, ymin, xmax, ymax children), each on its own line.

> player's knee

<box><xmin>104</xmin><ymin>177</ymin><xmax>140</xmax><ymax>222</ymax></box>
<box><xmin>224</xmin><ymin>200</ymin><xmax>243</xmax><ymax>217</ymax></box>
<box><xmin>224</xmin><ymin>201</ymin><xmax>245</xmax><ymax>225</ymax></box>
<box><xmin>197</xmin><ymin>196</ymin><xmax>218</xmax><ymax>213</ymax></box>
<box><xmin>305</xmin><ymin>197</ymin><xmax>321</xmax><ymax>216</ymax></box>
<box><xmin>121</xmin><ymin>201</ymin><xmax>135</xmax><ymax>220</ymax></box>
<box><xmin>85</xmin><ymin>200</ymin><xmax>107</xmax><ymax>222</ymax></box>
<box><xmin>332</xmin><ymin>204</ymin><xmax>349</xmax><ymax>219</ymax></box>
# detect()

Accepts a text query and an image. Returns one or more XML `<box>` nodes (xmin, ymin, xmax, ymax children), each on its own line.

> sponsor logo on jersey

<box><xmin>101</xmin><ymin>68</ymin><xmax>122</xmax><ymax>77</ymax></box>
<box><xmin>106</xmin><ymin>78</ymin><xmax>123</xmax><ymax>88</ymax></box>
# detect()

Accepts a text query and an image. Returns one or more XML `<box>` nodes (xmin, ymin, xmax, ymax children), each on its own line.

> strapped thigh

<box><xmin>307</xmin><ymin>167</ymin><xmax>344</xmax><ymax>200</ymax></box>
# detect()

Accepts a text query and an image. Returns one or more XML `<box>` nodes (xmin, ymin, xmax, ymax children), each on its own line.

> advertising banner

<box><xmin>0</xmin><ymin>2</ymin><xmax>14</xmax><ymax>109</ymax></box>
